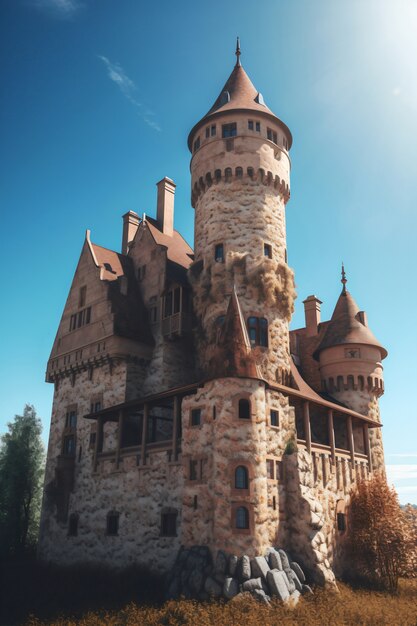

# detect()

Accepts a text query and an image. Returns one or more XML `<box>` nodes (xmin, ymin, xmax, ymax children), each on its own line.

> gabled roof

<box><xmin>91</xmin><ymin>243</ymin><xmax>128</xmax><ymax>281</ymax></box>
<box><xmin>145</xmin><ymin>217</ymin><xmax>194</xmax><ymax>269</ymax></box>
<box><xmin>313</xmin><ymin>289</ymin><xmax>387</xmax><ymax>360</ymax></box>
<box><xmin>207</xmin><ymin>287</ymin><xmax>261</xmax><ymax>379</ymax></box>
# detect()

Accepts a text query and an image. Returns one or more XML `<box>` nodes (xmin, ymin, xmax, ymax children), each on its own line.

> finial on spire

<box><xmin>235</xmin><ymin>37</ymin><xmax>241</xmax><ymax>66</ymax></box>
<box><xmin>341</xmin><ymin>263</ymin><xmax>347</xmax><ymax>293</ymax></box>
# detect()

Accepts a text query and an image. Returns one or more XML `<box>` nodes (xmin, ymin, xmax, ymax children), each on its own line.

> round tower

<box><xmin>188</xmin><ymin>40</ymin><xmax>296</xmax><ymax>382</ymax></box>
<box><xmin>314</xmin><ymin>268</ymin><xmax>387</xmax><ymax>469</ymax></box>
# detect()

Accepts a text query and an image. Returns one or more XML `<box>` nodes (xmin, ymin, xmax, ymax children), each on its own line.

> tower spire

<box><xmin>235</xmin><ymin>37</ymin><xmax>241</xmax><ymax>66</ymax></box>
<box><xmin>341</xmin><ymin>262</ymin><xmax>347</xmax><ymax>294</ymax></box>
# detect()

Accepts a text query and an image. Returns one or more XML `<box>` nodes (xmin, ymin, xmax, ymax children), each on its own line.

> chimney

<box><xmin>122</xmin><ymin>211</ymin><xmax>139</xmax><ymax>255</ymax></box>
<box><xmin>303</xmin><ymin>295</ymin><xmax>322</xmax><ymax>337</ymax></box>
<box><xmin>156</xmin><ymin>177</ymin><xmax>176</xmax><ymax>236</ymax></box>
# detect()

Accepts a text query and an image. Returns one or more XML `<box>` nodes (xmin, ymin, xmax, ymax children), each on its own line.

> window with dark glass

<box><xmin>66</xmin><ymin>410</ymin><xmax>77</xmax><ymax>429</ymax></box>
<box><xmin>210</xmin><ymin>125</ymin><xmax>216</xmax><ymax>136</ymax></box>
<box><xmin>266</xmin><ymin>459</ymin><xmax>274</xmax><ymax>479</ymax></box>
<box><xmin>337</xmin><ymin>512</ymin><xmax>346</xmax><ymax>532</ymax></box>
<box><xmin>255</xmin><ymin>121</ymin><xmax>260</xmax><ymax>132</ymax></box>
<box><xmin>161</xmin><ymin>510</ymin><xmax>177</xmax><ymax>536</ymax></box>
<box><xmin>236</xmin><ymin>506</ymin><xmax>249</xmax><ymax>529</ymax></box>
<box><xmin>264</xmin><ymin>243</ymin><xmax>272</xmax><ymax>258</ymax></box>
<box><xmin>106</xmin><ymin>511</ymin><xmax>119</xmax><ymax>536</ymax></box>
<box><xmin>235</xmin><ymin>465</ymin><xmax>249</xmax><ymax>489</ymax></box>
<box><xmin>191</xmin><ymin>409</ymin><xmax>201</xmax><ymax>426</ymax></box>
<box><xmin>215</xmin><ymin>243</ymin><xmax>224</xmax><ymax>262</ymax></box>
<box><xmin>248</xmin><ymin>120</ymin><xmax>254</xmax><ymax>130</ymax></box>
<box><xmin>247</xmin><ymin>317</ymin><xmax>268</xmax><ymax>347</ymax></box>
<box><xmin>238</xmin><ymin>399</ymin><xmax>250</xmax><ymax>420</ymax></box>
<box><xmin>205</xmin><ymin>127</ymin><xmax>210</xmax><ymax>138</ymax></box>
<box><xmin>63</xmin><ymin>435</ymin><xmax>75</xmax><ymax>456</ymax></box>
<box><xmin>68</xmin><ymin>513</ymin><xmax>78</xmax><ymax>536</ymax></box>
<box><xmin>222</xmin><ymin>123</ymin><xmax>237</xmax><ymax>138</ymax></box>
<box><xmin>270</xmin><ymin>409</ymin><xmax>279</xmax><ymax>427</ymax></box>
<box><xmin>79</xmin><ymin>286</ymin><xmax>87</xmax><ymax>308</ymax></box>
<box><xmin>189</xmin><ymin>459</ymin><xmax>198</xmax><ymax>480</ymax></box>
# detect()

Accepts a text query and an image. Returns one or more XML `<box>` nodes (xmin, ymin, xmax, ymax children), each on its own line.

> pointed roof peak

<box><xmin>235</xmin><ymin>37</ymin><xmax>241</xmax><ymax>66</ymax></box>
<box><xmin>341</xmin><ymin>262</ymin><xmax>347</xmax><ymax>294</ymax></box>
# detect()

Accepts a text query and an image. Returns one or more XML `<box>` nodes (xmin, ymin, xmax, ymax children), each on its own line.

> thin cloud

<box><xmin>98</xmin><ymin>56</ymin><xmax>161</xmax><ymax>132</ymax></box>
<box><xmin>31</xmin><ymin>0</ymin><xmax>82</xmax><ymax>18</ymax></box>
<box><xmin>386</xmin><ymin>464</ymin><xmax>417</xmax><ymax>481</ymax></box>
<box><xmin>387</xmin><ymin>453</ymin><xmax>417</xmax><ymax>458</ymax></box>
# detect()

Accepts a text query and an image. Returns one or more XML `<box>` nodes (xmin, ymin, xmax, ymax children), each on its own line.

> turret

<box><xmin>314</xmin><ymin>266</ymin><xmax>387</xmax><ymax>419</ymax></box>
<box><xmin>188</xmin><ymin>40</ymin><xmax>296</xmax><ymax>381</ymax></box>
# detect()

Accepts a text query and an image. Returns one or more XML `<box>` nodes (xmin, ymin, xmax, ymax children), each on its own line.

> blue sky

<box><xmin>1</xmin><ymin>0</ymin><xmax>416</xmax><ymax>503</ymax></box>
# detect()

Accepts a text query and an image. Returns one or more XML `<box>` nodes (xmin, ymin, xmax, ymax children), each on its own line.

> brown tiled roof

<box><xmin>91</xmin><ymin>244</ymin><xmax>127</xmax><ymax>280</ymax></box>
<box><xmin>187</xmin><ymin>63</ymin><xmax>292</xmax><ymax>150</ymax></box>
<box><xmin>313</xmin><ymin>290</ymin><xmax>387</xmax><ymax>360</ymax></box>
<box><xmin>145</xmin><ymin>217</ymin><xmax>194</xmax><ymax>269</ymax></box>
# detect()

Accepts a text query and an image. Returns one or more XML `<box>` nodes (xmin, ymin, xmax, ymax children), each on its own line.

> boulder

<box><xmin>242</xmin><ymin>577</ymin><xmax>264</xmax><ymax>592</ymax></box>
<box><xmin>290</xmin><ymin>561</ymin><xmax>305</xmax><ymax>583</ymax></box>
<box><xmin>204</xmin><ymin>576</ymin><xmax>222</xmax><ymax>598</ymax></box>
<box><xmin>238</xmin><ymin>555</ymin><xmax>251</xmax><ymax>582</ymax></box>
<box><xmin>213</xmin><ymin>571</ymin><xmax>227</xmax><ymax>586</ymax></box>
<box><xmin>278</xmin><ymin>549</ymin><xmax>291</xmax><ymax>571</ymax></box>
<box><xmin>287</xmin><ymin>570</ymin><xmax>303</xmax><ymax>592</ymax></box>
<box><xmin>228</xmin><ymin>555</ymin><xmax>238</xmax><ymax>577</ymax></box>
<box><xmin>252</xmin><ymin>589</ymin><xmax>271</xmax><ymax>605</ymax></box>
<box><xmin>188</xmin><ymin>568</ymin><xmax>204</xmax><ymax>594</ymax></box>
<box><xmin>267</xmin><ymin>549</ymin><xmax>282</xmax><ymax>571</ymax></box>
<box><xmin>223</xmin><ymin>577</ymin><xmax>239</xmax><ymax>599</ymax></box>
<box><xmin>302</xmin><ymin>584</ymin><xmax>314</xmax><ymax>595</ymax></box>
<box><xmin>215</xmin><ymin>550</ymin><xmax>228</xmax><ymax>575</ymax></box>
<box><xmin>281</xmin><ymin>570</ymin><xmax>296</xmax><ymax>594</ymax></box>
<box><xmin>250</xmin><ymin>556</ymin><xmax>270</xmax><ymax>580</ymax></box>
<box><xmin>266</xmin><ymin>569</ymin><xmax>290</xmax><ymax>601</ymax></box>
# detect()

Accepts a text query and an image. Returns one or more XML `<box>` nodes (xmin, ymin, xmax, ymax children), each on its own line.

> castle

<box><xmin>39</xmin><ymin>42</ymin><xmax>387</xmax><ymax>585</ymax></box>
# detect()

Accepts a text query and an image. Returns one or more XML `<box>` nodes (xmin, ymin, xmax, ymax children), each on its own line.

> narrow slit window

<box><xmin>106</xmin><ymin>512</ymin><xmax>119</xmax><ymax>536</ymax></box>
<box><xmin>264</xmin><ymin>243</ymin><xmax>272</xmax><ymax>258</ymax></box>
<box><xmin>238</xmin><ymin>399</ymin><xmax>250</xmax><ymax>420</ymax></box>
<box><xmin>215</xmin><ymin>243</ymin><xmax>224</xmax><ymax>262</ymax></box>
<box><xmin>270</xmin><ymin>409</ymin><xmax>279</xmax><ymax>427</ymax></box>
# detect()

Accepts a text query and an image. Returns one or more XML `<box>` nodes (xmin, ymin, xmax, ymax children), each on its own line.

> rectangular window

<box><xmin>189</xmin><ymin>459</ymin><xmax>198</xmax><ymax>480</ymax></box>
<box><xmin>79</xmin><ymin>286</ymin><xmax>87</xmax><ymax>308</ymax></box>
<box><xmin>161</xmin><ymin>511</ymin><xmax>177</xmax><ymax>536</ymax></box>
<box><xmin>255</xmin><ymin>121</ymin><xmax>261</xmax><ymax>132</ymax></box>
<box><xmin>205</xmin><ymin>127</ymin><xmax>210</xmax><ymax>138</ymax></box>
<box><xmin>266</xmin><ymin>459</ymin><xmax>274</xmax><ymax>479</ymax></box>
<box><xmin>210</xmin><ymin>125</ymin><xmax>216</xmax><ymax>136</ymax></box>
<box><xmin>70</xmin><ymin>307</ymin><xmax>91</xmax><ymax>331</ymax></box>
<box><xmin>267</xmin><ymin>128</ymin><xmax>272</xmax><ymax>140</ymax></box>
<box><xmin>264</xmin><ymin>243</ymin><xmax>272</xmax><ymax>258</ymax></box>
<box><xmin>214</xmin><ymin>243</ymin><xmax>224</xmax><ymax>262</ymax></box>
<box><xmin>270</xmin><ymin>409</ymin><xmax>279</xmax><ymax>427</ymax></box>
<box><xmin>69</xmin><ymin>314</ymin><xmax>77</xmax><ymax>331</ymax></box>
<box><xmin>191</xmin><ymin>409</ymin><xmax>201</xmax><ymax>426</ymax></box>
<box><xmin>63</xmin><ymin>435</ymin><xmax>76</xmax><ymax>456</ymax></box>
<box><xmin>337</xmin><ymin>512</ymin><xmax>346</xmax><ymax>532</ymax></box>
<box><xmin>173</xmin><ymin>287</ymin><xmax>181</xmax><ymax>314</ymax></box>
<box><xmin>248</xmin><ymin>120</ymin><xmax>254</xmax><ymax>130</ymax></box>
<box><xmin>222</xmin><ymin>123</ymin><xmax>237</xmax><ymax>138</ymax></box>
<box><xmin>273</xmin><ymin>131</ymin><xmax>278</xmax><ymax>144</ymax></box>
<box><xmin>65</xmin><ymin>409</ymin><xmax>77</xmax><ymax>429</ymax></box>
<box><xmin>106</xmin><ymin>513</ymin><xmax>119</xmax><ymax>536</ymax></box>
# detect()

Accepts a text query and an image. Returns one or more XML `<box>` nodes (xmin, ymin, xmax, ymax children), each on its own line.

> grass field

<box><xmin>23</xmin><ymin>579</ymin><xmax>417</xmax><ymax>626</ymax></box>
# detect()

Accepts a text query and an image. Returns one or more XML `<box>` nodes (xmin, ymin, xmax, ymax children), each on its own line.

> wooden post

<box><xmin>363</xmin><ymin>423</ymin><xmax>373</xmax><ymax>472</ymax></box>
<box><xmin>347</xmin><ymin>416</ymin><xmax>355</xmax><ymax>465</ymax></box>
<box><xmin>94</xmin><ymin>416</ymin><xmax>104</xmax><ymax>472</ymax></box>
<box><xmin>140</xmin><ymin>404</ymin><xmax>148</xmax><ymax>466</ymax></box>
<box><xmin>115</xmin><ymin>409</ymin><xmax>123</xmax><ymax>469</ymax></box>
<box><xmin>303</xmin><ymin>401</ymin><xmax>311</xmax><ymax>454</ymax></box>
<box><xmin>328</xmin><ymin>409</ymin><xmax>336</xmax><ymax>465</ymax></box>
<box><xmin>172</xmin><ymin>396</ymin><xmax>180</xmax><ymax>462</ymax></box>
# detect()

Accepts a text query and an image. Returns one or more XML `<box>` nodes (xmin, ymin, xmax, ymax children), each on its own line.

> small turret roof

<box><xmin>313</xmin><ymin>288</ymin><xmax>387</xmax><ymax>360</ymax></box>
<box><xmin>187</xmin><ymin>40</ymin><xmax>292</xmax><ymax>150</ymax></box>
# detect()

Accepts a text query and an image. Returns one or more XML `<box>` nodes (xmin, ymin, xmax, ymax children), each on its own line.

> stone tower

<box><xmin>181</xmin><ymin>41</ymin><xmax>297</xmax><ymax>557</ymax></box>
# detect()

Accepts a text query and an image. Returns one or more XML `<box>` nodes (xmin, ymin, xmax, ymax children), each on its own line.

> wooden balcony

<box><xmin>161</xmin><ymin>312</ymin><xmax>191</xmax><ymax>338</ymax></box>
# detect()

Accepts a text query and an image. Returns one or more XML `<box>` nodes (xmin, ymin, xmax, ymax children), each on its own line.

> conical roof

<box><xmin>187</xmin><ymin>42</ymin><xmax>292</xmax><ymax>150</ymax></box>
<box><xmin>313</xmin><ymin>289</ymin><xmax>387</xmax><ymax>360</ymax></box>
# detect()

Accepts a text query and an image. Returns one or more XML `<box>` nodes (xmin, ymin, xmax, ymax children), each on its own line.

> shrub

<box><xmin>346</xmin><ymin>473</ymin><xmax>416</xmax><ymax>592</ymax></box>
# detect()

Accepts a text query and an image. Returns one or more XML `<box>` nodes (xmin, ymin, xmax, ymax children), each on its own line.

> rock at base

<box><xmin>242</xmin><ymin>577</ymin><xmax>264</xmax><ymax>592</ymax></box>
<box><xmin>204</xmin><ymin>576</ymin><xmax>222</xmax><ymax>598</ymax></box>
<box><xmin>266</xmin><ymin>569</ymin><xmax>290</xmax><ymax>601</ymax></box>
<box><xmin>188</xmin><ymin>568</ymin><xmax>204</xmax><ymax>594</ymax></box>
<box><xmin>223</xmin><ymin>577</ymin><xmax>239</xmax><ymax>599</ymax></box>
<box><xmin>290</xmin><ymin>561</ymin><xmax>306</xmax><ymax>583</ymax></box>
<box><xmin>267</xmin><ymin>549</ymin><xmax>283</xmax><ymax>571</ymax></box>
<box><xmin>250</xmin><ymin>556</ymin><xmax>270</xmax><ymax>580</ymax></box>
<box><xmin>228</xmin><ymin>555</ymin><xmax>238</xmax><ymax>577</ymax></box>
<box><xmin>238</xmin><ymin>555</ymin><xmax>251</xmax><ymax>582</ymax></box>
<box><xmin>252</xmin><ymin>589</ymin><xmax>271</xmax><ymax>605</ymax></box>
<box><xmin>278</xmin><ymin>549</ymin><xmax>291</xmax><ymax>571</ymax></box>
<box><xmin>302</xmin><ymin>584</ymin><xmax>314</xmax><ymax>595</ymax></box>
<box><xmin>287</xmin><ymin>569</ymin><xmax>303</xmax><ymax>593</ymax></box>
<box><xmin>215</xmin><ymin>550</ymin><xmax>228</xmax><ymax>575</ymax></box>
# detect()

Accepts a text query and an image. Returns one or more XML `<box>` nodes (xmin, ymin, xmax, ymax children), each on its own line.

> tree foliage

<box><xmin>0</xmin><ymin>404</ymin><xmax>45</xmax><ymax>557</ymax></box>
<box><xmin>347</xmin><ymin>473</ymin><xmax>416</xmax><ymax>592</ymax></box>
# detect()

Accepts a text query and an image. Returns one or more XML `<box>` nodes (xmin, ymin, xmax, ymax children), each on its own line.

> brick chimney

<box><xmin>303</xmin><ymin>295</ymin><xmax>322</xmax><ymax>337</ymax></box>
<box><xmin>122</xmin><ymin>211</ymin><xmax>139</xmax><ymax>254</ymax></box>
<box><xmin>156</xmin><ymin>177</ymin><xmax>176</xmax><ymax>236</ymax></box>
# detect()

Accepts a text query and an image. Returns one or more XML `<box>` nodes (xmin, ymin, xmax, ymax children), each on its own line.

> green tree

<box><xmin>0</xmin><ymin>404</ymin><xmax>45</xmax><ymax>557</ymax></box>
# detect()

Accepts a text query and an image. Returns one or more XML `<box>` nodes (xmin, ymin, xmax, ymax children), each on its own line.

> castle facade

<box><xmin>39</xmin><ymin>43</ymin><xmax>387</xmax><ymax>585</ymax></box>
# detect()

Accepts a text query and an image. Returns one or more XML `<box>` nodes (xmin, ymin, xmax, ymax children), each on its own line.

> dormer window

<box><xmin>222</xmin><ymin>123</ymin><xmax>237</xmax><ymax>138</ymax></box>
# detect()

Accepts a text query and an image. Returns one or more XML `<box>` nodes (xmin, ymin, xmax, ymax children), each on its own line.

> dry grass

<box><xmin>25</xmin><ymin>579</ymin><xmax>417</xmax><ymax>626</ymax></box>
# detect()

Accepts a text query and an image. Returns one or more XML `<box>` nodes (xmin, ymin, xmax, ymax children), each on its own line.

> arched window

<box><xmin>347</xmin><ymin>375</ymin><xmax>354</xmax><ymax>389</ymax></box>
<box><xmin>225</xmin><ymin>167</ymin><xmax>232</xmax><ymax>181</ymax></box>
<box><xmin>236</xmin><ymin>506</ymin><xmax>249</xmax><ymax>529</ymax></box>
<box><xmin>247</xmin><ymin>167</ymin><xmax>254</xmax><ymax>179</ymax></box>
<box><xmin>215</xmin><ymin>169</ymin><xmax>221</xmax><ymax>182</ymax></box>
<box><xmin>238</xmin><ymin>399</ymin><xmax>250</xmax><ymax>419</ymax></box>
<box><xmin>358</xmin><ymin>375</ymin><xmax>364</xmax><ymax>391</ymax></box>
<box><xmin>235</xmin><ymin>167</ymin><xmax>243</xmax><ymax>178</ymax></box>
<box><xmin>247</xmin><ymin>317</ymin><xmax>268</xmax><ymax>347</ymax></box>
<box><xmin>235</xmin><ymin>465</ymin><xmax>249</xmax><ymax>489</ymax></box>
